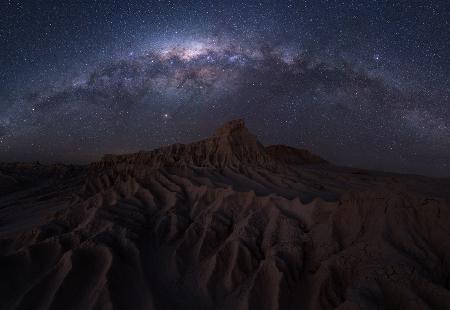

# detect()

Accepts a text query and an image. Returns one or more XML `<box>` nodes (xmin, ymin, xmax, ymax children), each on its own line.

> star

<box><xmin>0</xmin><ymin>0</ymin><xmax>447</xmax><ymax>177</ymax></box>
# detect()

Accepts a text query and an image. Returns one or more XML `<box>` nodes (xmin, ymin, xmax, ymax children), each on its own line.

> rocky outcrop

<box><xmin>96</xmin><ymin>119</ymin><xmax>271</xmax><ymax>169</ymax></box>
<box><xmin>0</xmin><ymin>120</ymin><xmax>449</xmax><ymax>310</ymax></box>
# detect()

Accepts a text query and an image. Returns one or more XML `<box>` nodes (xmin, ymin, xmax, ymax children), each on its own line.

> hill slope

<box><xmin>0</xmin><ymin>120</ymin><xmax>449</xmax><ymax>310</ymax></box>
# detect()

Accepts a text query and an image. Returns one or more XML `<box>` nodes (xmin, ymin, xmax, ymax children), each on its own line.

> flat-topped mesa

<box><xmin>209</xmin><ymin>119</ymin><xmax>269</xmax><ymax>166</ymax></box>
<box><xmin>94</xmin><ymin>119</ymin><xmax>330</xmax><ymax>170</ymax></box>
<box><xmin>96</xmin><ymin>119</ymin><xmax>271</xmax><ymax>169</ymax></box>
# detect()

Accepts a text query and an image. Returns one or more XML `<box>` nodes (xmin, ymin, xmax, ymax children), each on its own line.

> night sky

<box><xmin>0</xmin><ymin>0</ymin><xmax>449</xmax><ymax>176</ymax></box>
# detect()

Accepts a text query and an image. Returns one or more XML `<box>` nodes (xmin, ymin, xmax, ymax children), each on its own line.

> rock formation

<box><xmin>0</xmin><ymin>120</ymin><xmax>449</xmax><ymax>310</ymax></box>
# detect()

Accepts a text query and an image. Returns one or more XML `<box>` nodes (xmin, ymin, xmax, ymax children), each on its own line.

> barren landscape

<box><xmin>1</xmin><ymin>120</ymin><xmax>449</xmax><ymax>310</ymax></box>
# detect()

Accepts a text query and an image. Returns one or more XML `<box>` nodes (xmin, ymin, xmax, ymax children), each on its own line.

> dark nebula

<box><xmin>1</xmin><ymin>1</ymin><xmax>449</xmax><ymax>176</ymax></box>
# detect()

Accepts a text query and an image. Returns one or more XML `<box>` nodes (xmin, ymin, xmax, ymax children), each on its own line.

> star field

<box><xmin>0</xmin><ymin>0</ymin><xmax>449</xmax><ymax>176</ymax></box>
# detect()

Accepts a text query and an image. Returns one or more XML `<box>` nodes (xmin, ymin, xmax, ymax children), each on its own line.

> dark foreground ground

<box><xmin>1</xmin><ymin>120</ymin><xmax>449</xmax><ymax>310</ymax></box>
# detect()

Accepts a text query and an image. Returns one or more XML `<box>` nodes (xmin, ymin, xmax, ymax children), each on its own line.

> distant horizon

<box><xmin>1</xmin><ymin>1</ymin><xmax>449</xmax><ymax>177</ymax></box>
<box><xmin>1</xmin><ymin>119</ymin><xmax>448</xmax><ymax>179</ymax></box>
<box><xmin>1</xmin><ymin>3</ymin><xmax>449</xmax><ymax>309</ymax></box>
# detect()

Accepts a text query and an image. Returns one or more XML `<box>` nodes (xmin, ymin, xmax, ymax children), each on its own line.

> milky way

<box><xmin>1</xmin><ymin>1</ymin><xmax>449</xmax><ymax>176</ymax></box>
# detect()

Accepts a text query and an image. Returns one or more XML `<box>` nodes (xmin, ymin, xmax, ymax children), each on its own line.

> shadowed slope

<box><xmin>0</xmin><ymin>120</ymin><xmax>449</xmax><ymax>310</ymax></box>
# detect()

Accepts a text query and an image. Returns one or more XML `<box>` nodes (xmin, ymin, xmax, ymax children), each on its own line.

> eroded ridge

<box><xmin>1</xmin><ymin>120</ymin><xmax>449</xmax><ymax>310</ymax></box>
